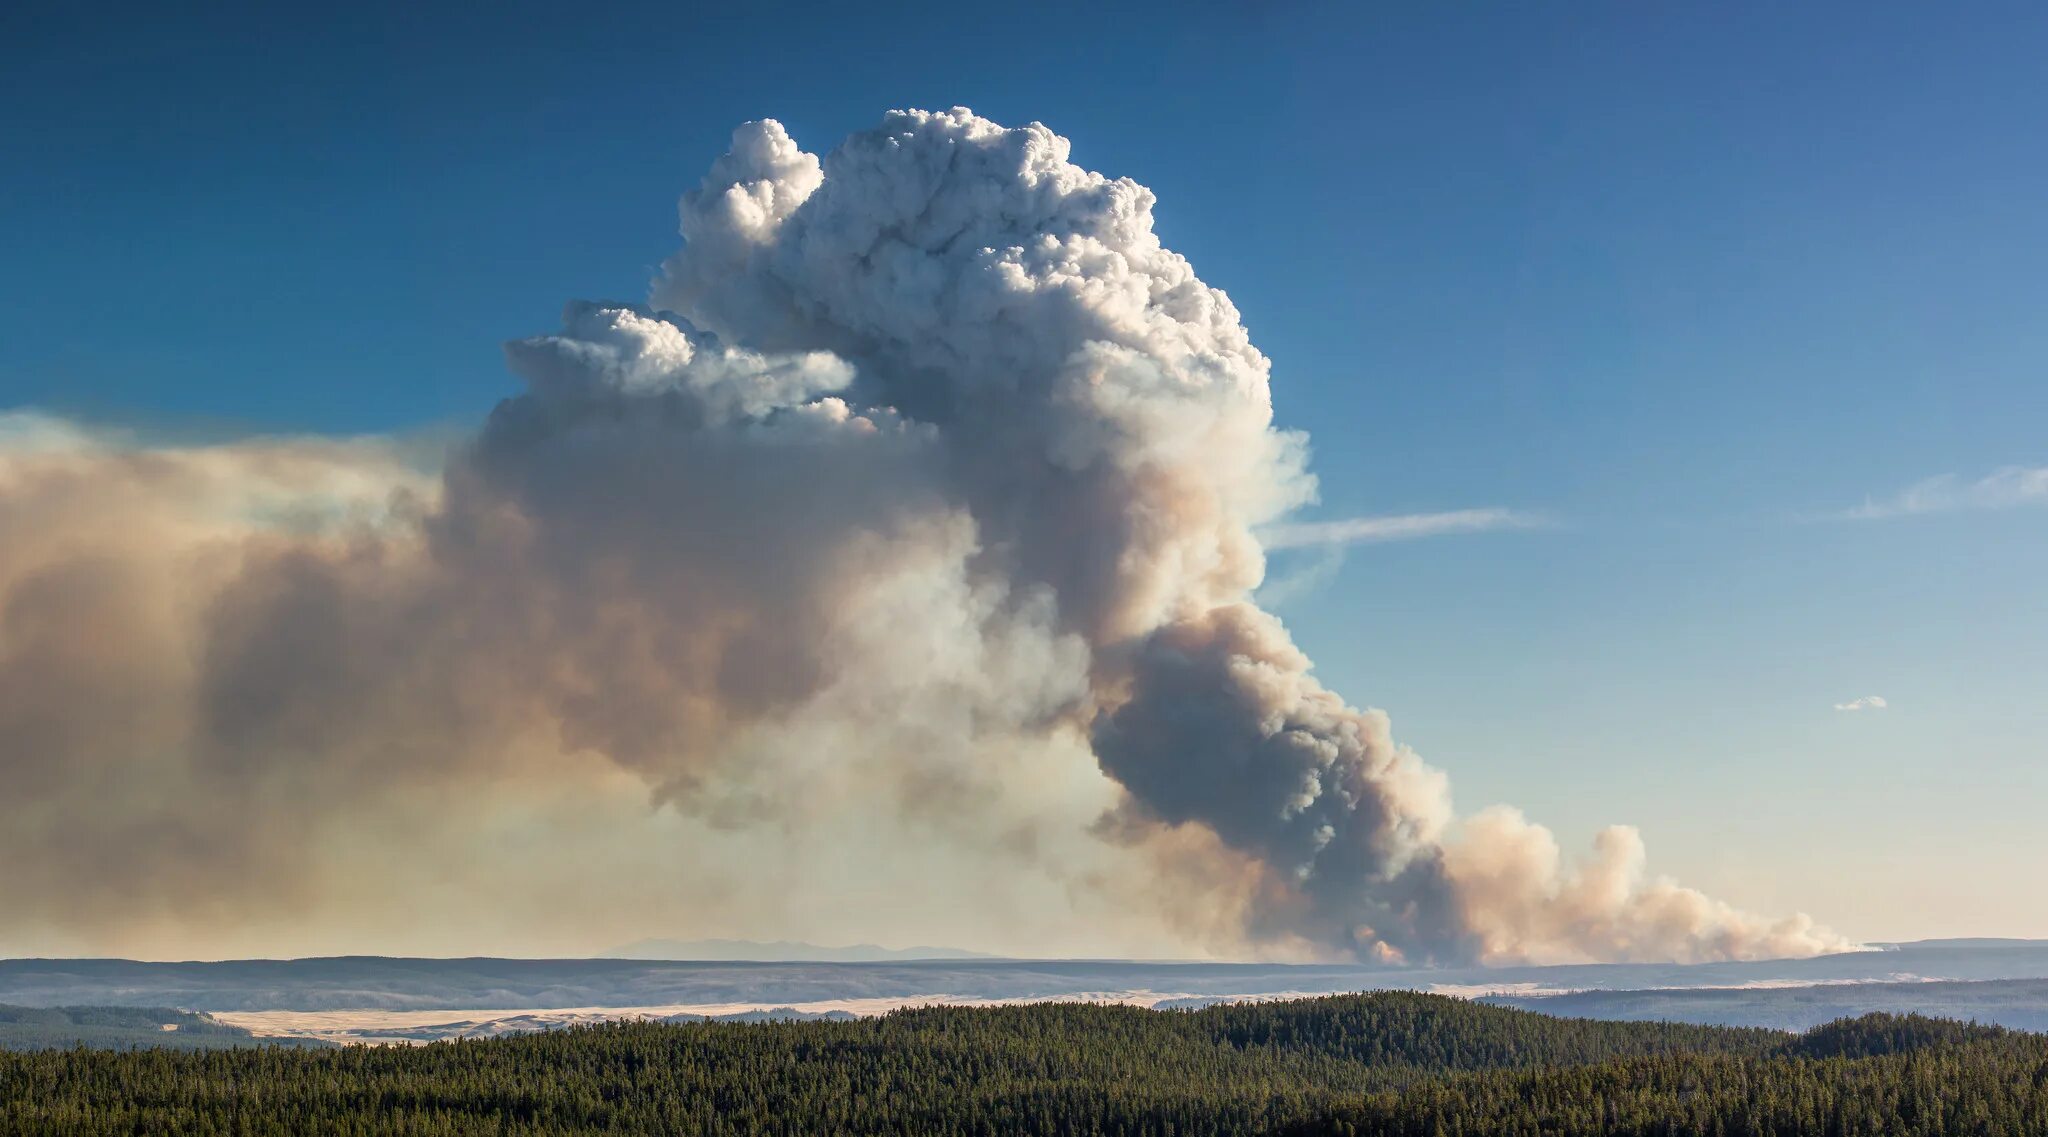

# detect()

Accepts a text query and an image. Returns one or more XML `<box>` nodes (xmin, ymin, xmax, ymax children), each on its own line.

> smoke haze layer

<box><xmin>0</xmin><ymin>110</ymin><xmax>1849</xmax><ymax>965</ymax></box>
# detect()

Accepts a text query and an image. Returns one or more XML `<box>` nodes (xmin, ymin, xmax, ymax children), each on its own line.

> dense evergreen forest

<box><xmin>2</xmin><ymin>992</ymin><xmax>2043</xmax><ymax>1135</ymax></box>
<box><xmin>0</xmin><ymin>1006</ymin><xmax>303</xmax><ymax>1053</ymax></box>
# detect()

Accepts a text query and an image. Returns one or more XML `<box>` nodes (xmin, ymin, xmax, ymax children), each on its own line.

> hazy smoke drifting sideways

<box><xmin>0</xmin><ymin>110</ymin><xmax>1852</xmax><ymax>965</ymax></box>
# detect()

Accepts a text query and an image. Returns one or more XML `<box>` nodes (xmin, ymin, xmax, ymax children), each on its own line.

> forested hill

<box><xmin>0</xmin><ymin>1005</ymin><xmax>327</xmax><ymax>1053</ymax></box>
<box><xmin>4</xmin><ymin>993</ymin><xmax>2045</xmax><ymax>1135</ymax></box>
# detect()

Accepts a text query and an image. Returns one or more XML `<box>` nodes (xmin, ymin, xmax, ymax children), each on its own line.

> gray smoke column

<box><xmin>638</xmin><ymin>109</ymin><xmax>1845</xmax><ymax>963</ymax></box>
<box><xmin>0</xmin><ymin>110</ymin><xmax>1849</xmax><ymax>964</ymax></box>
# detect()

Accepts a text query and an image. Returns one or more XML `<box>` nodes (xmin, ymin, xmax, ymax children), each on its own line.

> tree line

<box><xmin>2</xmin><ymin>992</ymin><xmax>2042</xmax><ymax>1134</ymax></box>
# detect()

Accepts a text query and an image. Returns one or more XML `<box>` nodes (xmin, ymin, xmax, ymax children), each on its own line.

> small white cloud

<box><xmin>1257</xmin><ymin>507</ymin><xmax>1545</xmax><ymax>551</ymax></box>
<box><xmin>1833</xmin><ymin>696</ymin><xmax>1888</xmax><ymax>712</ymax></box>
<box><xmin>1846</xmin><ymin>465</ymin><xmax>2048</xmax><ymax>520</ymax></box>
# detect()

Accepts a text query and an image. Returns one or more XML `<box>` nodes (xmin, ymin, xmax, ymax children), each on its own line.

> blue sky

<box><xmin>5</xmin><ymin>1</ymin><xmax>2044</xmax><ymax>942</ymax></box>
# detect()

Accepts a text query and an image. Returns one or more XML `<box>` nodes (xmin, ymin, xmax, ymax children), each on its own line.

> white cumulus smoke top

<box><xmin>0</xmin><ymin>110</ymin><xmax>1850</xmax><ymax>964</ymax></box>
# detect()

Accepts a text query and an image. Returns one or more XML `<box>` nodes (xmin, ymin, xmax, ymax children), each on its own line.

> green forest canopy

<box><xmin>3</xmin><ymin>992</ymin><xmax>2044</xmax><ymax>1135</ymax></box>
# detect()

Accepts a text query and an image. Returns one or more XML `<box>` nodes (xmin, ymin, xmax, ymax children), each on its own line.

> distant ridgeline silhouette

<box><xmin>598</xmin><ymin>938</ymin><xmax>995</xmax><ymax>962</ymax></box>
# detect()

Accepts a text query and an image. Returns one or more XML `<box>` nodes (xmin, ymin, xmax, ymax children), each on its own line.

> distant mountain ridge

<box><xmin>8</xmin><ymin>939</ymin><xmax>2048</xmax><ymax>1027</ymax></box>
<box><xmin>1872</xmin><ymin>937</ymin><xmax>2048</xmax><ymax>950</ymax></box>
<box><xmin>599</xmin><ymin>938</ymin><xmax>995</xmax><ymax>962</ymax></box>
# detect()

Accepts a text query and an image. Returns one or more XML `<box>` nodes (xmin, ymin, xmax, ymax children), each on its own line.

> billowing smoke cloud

<box><xmin>0</xmin><ymin>110</ymin><xmax>1851</xmax><ymax>964</ymax></box>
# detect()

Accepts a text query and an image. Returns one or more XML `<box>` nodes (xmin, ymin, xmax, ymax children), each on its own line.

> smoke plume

<box><xmin>0</xmin><ymin>110</ymin><xmax>1850</xmax><ymax>964</ymax></box>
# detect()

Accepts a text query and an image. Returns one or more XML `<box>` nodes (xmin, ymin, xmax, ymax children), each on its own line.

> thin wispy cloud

<box><xmin>0</xmin><ymin>409</ymin><xmax>102</xmax><ymax>454</ymax></box>
<box><xmin>1833</xmin><ymin>696</ymin><xmax>1888</xmax><ymax>712</ymax></box>
<box><xmin>1254</xmin><ymin>545</ymin><xmax>1348</xmax><ymax>610</ymax></box>
<box><xmin>1257</xmin><ymin>507</ymin><xmax>1546</xmax><ymax>551</ymax></box>
<box><xmin>1845</xmin><ymin>465</ymin><xmax>2048</xmax><ymax>520</ymax></box>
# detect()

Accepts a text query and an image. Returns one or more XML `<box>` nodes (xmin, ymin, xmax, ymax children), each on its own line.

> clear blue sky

<box><xmin>5</xmin><ymin>0</ymin><xmax>2044</xmax><ymax>941</ymax></box>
